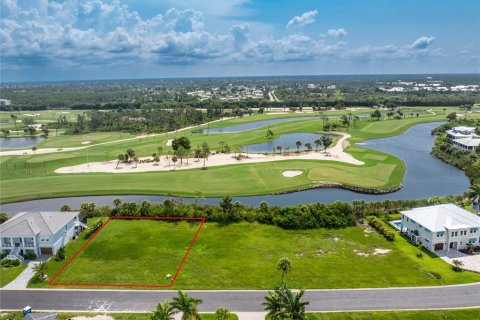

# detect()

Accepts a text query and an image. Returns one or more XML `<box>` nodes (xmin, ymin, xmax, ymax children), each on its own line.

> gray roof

<box><xmin>401</xmin><ymin>204</ymin><xmax>480</xmax><ymax>232</ymax></box>
<box><xmin>0</xmin><ymin>211</ymin><xmax>79</xmax><ymax>237</ymax></box>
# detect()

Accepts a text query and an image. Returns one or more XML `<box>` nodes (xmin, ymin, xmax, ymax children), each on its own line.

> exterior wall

<box><xmin>401</xmin><ymin>214</ymin><xmax>480</xmax><ymax>252</ymax></box>
<box><xmin>50</xmin><ymin>218</ymin><xmax>77</xmax><ymax>254</ymax></box>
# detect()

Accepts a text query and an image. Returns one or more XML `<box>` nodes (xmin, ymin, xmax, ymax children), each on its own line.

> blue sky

<box><xmin>1</xmin><ymin>0</ymin><xmax>479</xmax><ymax>82</ymax></box>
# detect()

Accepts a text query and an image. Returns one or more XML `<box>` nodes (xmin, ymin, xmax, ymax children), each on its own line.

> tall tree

<box><xmin>171</xmin><ymin>291</ymin><xmax>203</xmax><ymax>320</ymax></box>
<box><xmin>321</xmin><ymin>136</ymin><xmax>333</xmax><ymax>152</ymax></box>
<box><xmin>151</xmin><ymin>300</ymin><xmax>177</xmax><ymax>320</ymax></box>
<box><xmin>277</xmin><ymin>257</ymin><xmax>292</xmax><ymax>286</ymax></box>
<box><xmin>295</xmin><ymin>140</ymin><xmax>302</xmax><ymax>152</ymax></box>
<box><xmin>314</xmin><ymin>138</ymin><xmax>321</xmax><ymax>152</ymax></box>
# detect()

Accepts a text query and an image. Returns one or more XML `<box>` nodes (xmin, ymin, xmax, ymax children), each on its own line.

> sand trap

<box><xmin>60</xmin><ymin>111</ymin><xmax>70</xmax><ymax>114</ymax></box>
<box><xmin>166</xmin><ymin>139</ymin><xmax>173</xmax><ymax>146</ymax></box>
<box><xmin>81</xmin><ymin>141</ymin><xmax>91</xmax><ymax>145</ymax></box>
<box><xmin>22</xmin><ymin>113</ymin><xmax>37</xmax><ymax>117</ymax></box>
<box><xmin>283</xmin><ymin>170</ymin><xmax>303</xmax><ymax>177</ymax></box>
<box><xmin>55</xmin><ymin>132</ymin><xmax>364</xmax><ymax>174</ymax></box>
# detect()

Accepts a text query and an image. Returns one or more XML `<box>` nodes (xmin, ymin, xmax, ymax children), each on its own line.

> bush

<box><xmin>22</xmin><ymin>252</ymin><xmax>37</xmax><ymax>260</ymax></box>
<box><xmin>0</xmin><ymin>253</ymin><xmax>7</xmax><ymax>259</ymax></box>
<box><xmin>1</xmin><ymin>258</ymin><xmax>21</xmax><ymax>268</ymax></box>
<box><xmin>55</xmin><ymin>247</ymin><xmax>66</xmax><ymax>261</ymax></box>
<box><xmin>367</xmin><ymin>216</ymin><xmax>396</xmax><ymax>241</ymax></box>
<box><xmin>429</xmin><ymin>271</ymin><xmax>442</xmax><ymax>279</ymax></box>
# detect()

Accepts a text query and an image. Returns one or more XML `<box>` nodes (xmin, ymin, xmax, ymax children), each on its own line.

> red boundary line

<box><xmin>48</xmin><ymin>216</ymin><xmax>205</xmax><ymax>288</ymax></box>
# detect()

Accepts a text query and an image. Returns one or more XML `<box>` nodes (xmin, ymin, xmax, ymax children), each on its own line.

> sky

<box><xmin>0</xmin><ymin>0</ymin><xmax>479</xmax><ymax>82</ymax></box>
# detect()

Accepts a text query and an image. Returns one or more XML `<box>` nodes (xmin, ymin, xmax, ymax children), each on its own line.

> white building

<box><xmin>401</xmin><ymin>204</ymin><xmax>480</xmax><ymax>252</ymax></box>
<box><xmin>0</xmin><ymin>211</ymin><xmax>86</xmax><ymax>259</ymax></box>
<box><xmin>452</xmin><ymin>136</ymin><xmax>480</xmax><ymax>152</ymax></box>
<box><xmin>446</xmin><ymin>126</ymin><xmax>477</xmax><ymax>139</ymax></box>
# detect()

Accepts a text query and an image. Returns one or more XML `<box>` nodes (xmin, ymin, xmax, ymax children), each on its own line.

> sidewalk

<box><xmin>3</xmin><ymin>255</ymin><xmax>50</xmax><ymax>289</ymax></box>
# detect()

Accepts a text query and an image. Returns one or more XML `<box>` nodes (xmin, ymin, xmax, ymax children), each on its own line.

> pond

<box><xmin>0</xmin><ymin>122</ymin><xmax>470</xmax><ymax>216</ymax></box>
<box><xmin>244</xmin><ymin>133</ymin><xmax>335</xmax><ymax>153</ymax></box>
<box><xmin>0</xmin><ymin>136</ymin><xmax>44</xmax><ymax>150</ymax></box>
<box><xmin>196</xmin><ymin>112</ymin><xmax>425</xmax><ymax>134</ymax></box>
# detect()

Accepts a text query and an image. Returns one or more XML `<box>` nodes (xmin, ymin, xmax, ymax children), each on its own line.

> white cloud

<box><xmin>326</xmin><ymin>28</ymin><xmax>347</xmax><ymax>37</ymax></box>
<box><xmin>410</xmin><ymin>36</ymin><xmax>435</xmax><ymax>49</ymax></box>
<box><xmin>286</xmin><ymin>10</ymin><xmax>318</xmax><ymax>29</ymax></box>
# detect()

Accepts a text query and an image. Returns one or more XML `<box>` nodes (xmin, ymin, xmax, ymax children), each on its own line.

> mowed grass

<box><xmin>49</xmin><ymin>219</ymin><xmax>202</xmax><ymax>286</ymax></box>
<box><xmin>37</xmin><ymin>132</ymin><xmax>136</xmax><ymax>148</ymax></box>
<box><xmin>32</xmin><ymin>221</ymin><xmax>480</xmax><ymax>289</ymax></box>
<box><xmin>0</xmin><ymin>264</ymin><xmax>27</xmax><ymax>287</ymax></box>
<box><xmin>305</xmin><ymin>309</ymin><xmax>480</xmax><ymax>320</ymax></box>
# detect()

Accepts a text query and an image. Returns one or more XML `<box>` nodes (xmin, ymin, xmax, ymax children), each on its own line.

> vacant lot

<box><xmin>49</xmin><ymin>219</ymin><xmax>203</xmax><ymax>287</ymax></box>
<box><xmin>32</xmin><ymin>221</ymin><xmax>480</xmax><ymax>289</ymax></box>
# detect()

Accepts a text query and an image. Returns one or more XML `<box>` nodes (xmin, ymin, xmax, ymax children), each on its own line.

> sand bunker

<box><xmin>166</xmin><ymin>139</ymin><xmax>173</xmax><ymax>146</ymax></box>
<box><xmin>81</xmin><ymin>141</ymin><xmax>92</xmax><ymax>145</ymax></box>
<box><xmin>283</xmin><ymin>170</ymin><xmax>303</xmax><ymax>177</ymax></box>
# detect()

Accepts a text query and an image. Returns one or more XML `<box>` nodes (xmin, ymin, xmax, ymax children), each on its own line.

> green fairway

<box><xmin>0</xmin><ymin>106</ymin><xmax>472</xmax><ymax>203</ymax></box>
<box><xmin>0</xmin><ymin>109</ymin><xmax>87</xmax><ymax>131</ymax></box>
<box><xmin>0</xmin><ymin>264</ymin><xmax>27</xmax><ymax>287</ymax></box>
<box><xmin>49</xmin><ymin>219</ymin><xmax>202</xmax><ymax>286</ymax></box>
<box><xmin>31</xmin><ymin>221</ymin><xmax>480</xmax><ymax>289</ymax></box>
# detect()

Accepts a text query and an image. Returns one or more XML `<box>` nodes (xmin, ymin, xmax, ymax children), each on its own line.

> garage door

<box><xmin>434</xmin><ymin>243</ymin><xmax>444</xmax><ymax>251</ymax></box>
<box><xmin>40</xmin><ymin>247</ymin><xmax>53</xmax><ymax>254</ymax></box>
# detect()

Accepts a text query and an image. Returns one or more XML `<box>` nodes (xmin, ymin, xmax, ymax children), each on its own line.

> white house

<box><xmin>446</xmin><ymin>126</ymin><xmax>477</xmax><ymax>139</ymax></box>
<box><xmin>452</xmin><ymin>136</ymin><xmax>480</xmax><ymax>152</ymax></box>
<box><xmin>400</xmin><ymin>204</ymin><xmax>480</xmax><ymax>252</ymax></box>
<box><xmin>0</xmin><ymin>211</ymin><xmax>86</xmax><ymax>259</ymax></box>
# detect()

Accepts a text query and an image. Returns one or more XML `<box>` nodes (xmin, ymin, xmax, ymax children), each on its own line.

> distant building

<box><xmin>446</xmin><ymin>126</ymin><xmax>477</xmax><ymax>139</ymax></box>
<box><xmin>452</xmin><ymin>136</ymin><xmax>480</xmax><ymax>152</ymax></box>
<box><xmin>401</xmin><ymin>204</ymin><xmax>480</xmax><ymax>252</ymax></box>
<box><xmin>0</xmin><ymin>99</ymin><xmax>12</xmax><ymax>106</ymax></box>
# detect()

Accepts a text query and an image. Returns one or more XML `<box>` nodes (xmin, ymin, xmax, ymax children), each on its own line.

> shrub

<box><xmin>429</xmin><ymin>271</ymin><xmax>442</xmax><ymax>279</ymax></box>
<box><xmin>452</xmin><ymin>259</ymin><xmax>464</xmax><ymax>272</ymax></box>
<box><xmin>55</xmin><ymin>247</ymin><xmax>66</xmax><ymax>261</ymax></box>
<box><xmin>367</xmin><ymin>216</ymin><xmax>395</xmax><ymax>241</ymax></box>
<box><xmin>22</xmin><ymin>252</ymin><xmax>37</xmax><ymax>260</ymax></box>
<box><xmin>1</xmin><ymin>258</ymin><xmax>21</xmax><ymax>268</ymax></box>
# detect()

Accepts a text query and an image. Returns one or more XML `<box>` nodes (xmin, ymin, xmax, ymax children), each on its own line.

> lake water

<box><xmin>0</xmin><ymin>136</ymin><xmax>44</xmax><ymax>150</ymax></box>
<box><xmin>245</xmin><ymin>133</ymin><xmax>335</xmax><ymax>153</ymax></box>
<box><xmin>0</xmin><ymin>122</ymin><xmax>469</xmax><ymax>216</ymax></box>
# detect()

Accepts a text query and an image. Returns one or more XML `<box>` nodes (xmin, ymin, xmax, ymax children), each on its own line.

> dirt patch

<box><xmin>166</xmin><ymin>139</ymin><xmax>173</xmax><ymax>146</ymax></box>
<box><xmin>331</xmin><ymin>236</ymin><xmax>341</xmax><ymax>242</ymax></box>
<box><xmin>283</xmin><ymin>170</ymin><xmax>303</xmax><ymax>177</ymax></box>
<box><xmin>354</xmin><ymin>248</ymin><xmax>391</xmax><ymax>257</ymax></box>
<box><xmin>81</xmin><ymin>141</ymin><xmax>92</xmax><ymax>145</ymax></box>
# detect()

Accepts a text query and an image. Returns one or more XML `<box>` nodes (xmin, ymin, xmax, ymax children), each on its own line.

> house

<box><xmin>446</xmin><ymin>126</ymin><xmax>477</xmax><ymax>139</ymax></box>
<box><xmin>400</xmin><ymin>204</ymin><xmax>480</xmax><ymax>252</ymax></box>
<box><xmin>452</xmin><ymin>136</ymin><xmax>480</xmax><ymax>152</ymax></box>
<box><xmin>0</xmin><ymin>211</ymin><xmax>86</xmax><ymax>259</ymax></box>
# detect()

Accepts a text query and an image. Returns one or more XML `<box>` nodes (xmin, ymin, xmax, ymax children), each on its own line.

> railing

<box><xmin>1</xmin><ymin>243</ymin><xmax>12</xmax><ymax>247</ymax></box>
<box><xmin>24</xmin><ymin>243</ymin><xmax>35</xmax><ymax>247</ymax></box>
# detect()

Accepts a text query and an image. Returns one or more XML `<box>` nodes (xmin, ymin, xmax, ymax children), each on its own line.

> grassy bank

<box><xmin>0</xmin><ymin>263</ymin><xmax>27</xmax><ymax>287</ymax></box>
<box><xmin>306</xmin><ymin>309</ymin><xmax>480</xmax><ymax>320</ymax></box>
<box><xmin>29</xmin><ymin>221</ymin><xmax>480</xmax><ymax>289</ymax></box>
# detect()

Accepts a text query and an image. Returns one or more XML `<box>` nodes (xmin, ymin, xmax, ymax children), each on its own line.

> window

<box><xmin>451</xmin><ymin>232</ymin><xmax>455</xmax><ymax>237</ymax></box>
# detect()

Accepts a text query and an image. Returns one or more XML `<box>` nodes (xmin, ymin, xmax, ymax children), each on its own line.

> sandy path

<box><xmin>55</xmin><ymin>133</ymin><xmax>363</xmax><ymax>174</ymax></box>
<box><xmin>0</xmin><ymin>117</ymin><xmax>233</xmax><ymax>157</ymax></box>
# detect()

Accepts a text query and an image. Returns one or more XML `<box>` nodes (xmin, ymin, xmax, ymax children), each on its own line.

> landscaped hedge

<box><xmin>367</xmin><ymin>216</ymin><xmax>395</xmax><ymax>241</ymax></box>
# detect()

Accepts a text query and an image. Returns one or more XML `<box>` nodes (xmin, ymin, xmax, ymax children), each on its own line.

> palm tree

<box><xmin>151</xmin><ymin>300</ymin><xmax>177</xmax><ymax>320</ymax></box>
<box><xmin>194</xmin><ymin>191</ymin><xmax>204</xmax><ymax>207</ymax></box>
<box><xmin>117</xmin><ymin>154</ymin><xmax>125</xmax><ymax>168</ymax></box>
<box><xmin>276</xmin><ymin>145</ymin><xmax>282</xmax><ymax>154</ymax></box>
<box><xmin>466</xmin><ymin>184</ymin><xmax>480</xmax><ymax>211</ymax></box>
<box><xmin>215</xmin><ymin>308</ymin><xmax>231</xmax><ymax>320</ymax></box>
<box><xmin>277</xmin><ymin>257</ymin><xmax>292</xmax><ymax>285</ymax></box>
<box><xmin>262</xmin><ymin>289</ymin><xmax>284</xmax><ymax>320</ymax></box>
<box><xmin>172</xmin><ymin>155</ymin><xmax>178</xmax><ymax>170</ymax></box>
<box><xmin>305</xmin><ymin>142</ymin><xmax>313</xmax><ymax>151</ymax></box>
<box><xmin>32</xmin><ymin>146</ymin><xmax>37</xmax><ymax>154</ymax></box>
<box><xmin>282</xmin><ymin>288</ymin><xmax>309</xmax><ymax>320</ymax></box>
<box><xmin>33</xmin><ymin>261</ymin><xmax>48</xmax><ymax>279</ymax></box>
<box><xmin>321</xmin><ymin>136</ymin><xmax>333</xmax><ymax>152</ymax></box>
<box><xmin>314</xmin><ymin>138</ymin><xmax>321</xmax><ymax>152</ymax></box>
<box><xmin>171</xmin><ymin>291</ymin><xmax>203</xmax><ymax>320</ymax></box>
<box><xmin>295</xmin><ymin>140</ymin><xmax>302</xmax><ymax>152</ymax></box>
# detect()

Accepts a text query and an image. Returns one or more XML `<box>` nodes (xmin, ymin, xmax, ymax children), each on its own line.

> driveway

<box><xmin>435</xmin><ymin>250</ymin><xmax>480</xmax><ymax>273</ymax></box>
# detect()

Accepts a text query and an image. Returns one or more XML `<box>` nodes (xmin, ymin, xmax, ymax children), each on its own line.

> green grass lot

<box><xmin>30</xmin><ymin>220</ymin><xmax>480</xmax><ymax>289</ymax></box>
<box><xmin>1</xmin><ymin>106</ymin><xmax>476</xmax><ymax>203</ymax></box>
<box><xmin>50</xmin><ymin>219</ymin><xmax>202</xmax><ymax>286</ymax></box>
<box><xmin>306</xmin><ymin>309</ymin><xmax>480</xmax><ymax>320</ymax></box>
<box><xmin>36</xmin><ymin>132</ymin><xmax>136</xmax><ymax>148</ymax></box>
<box><xmin>0</xmin><ymin>264</ymin><xmax>27</xmax><ymax>287</ymax></box>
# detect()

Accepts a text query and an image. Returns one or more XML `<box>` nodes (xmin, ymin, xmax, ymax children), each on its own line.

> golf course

<box><xmin>0</xmin><ymin>107</ymin><xmax>465</xmax><ymax>204</ymax></box>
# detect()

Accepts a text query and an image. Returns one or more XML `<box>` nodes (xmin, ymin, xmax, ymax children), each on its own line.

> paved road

<box><xmin>2</xmin><ymin>283</ymin><xmax>480</xmax><ymax>312</ymax></box>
